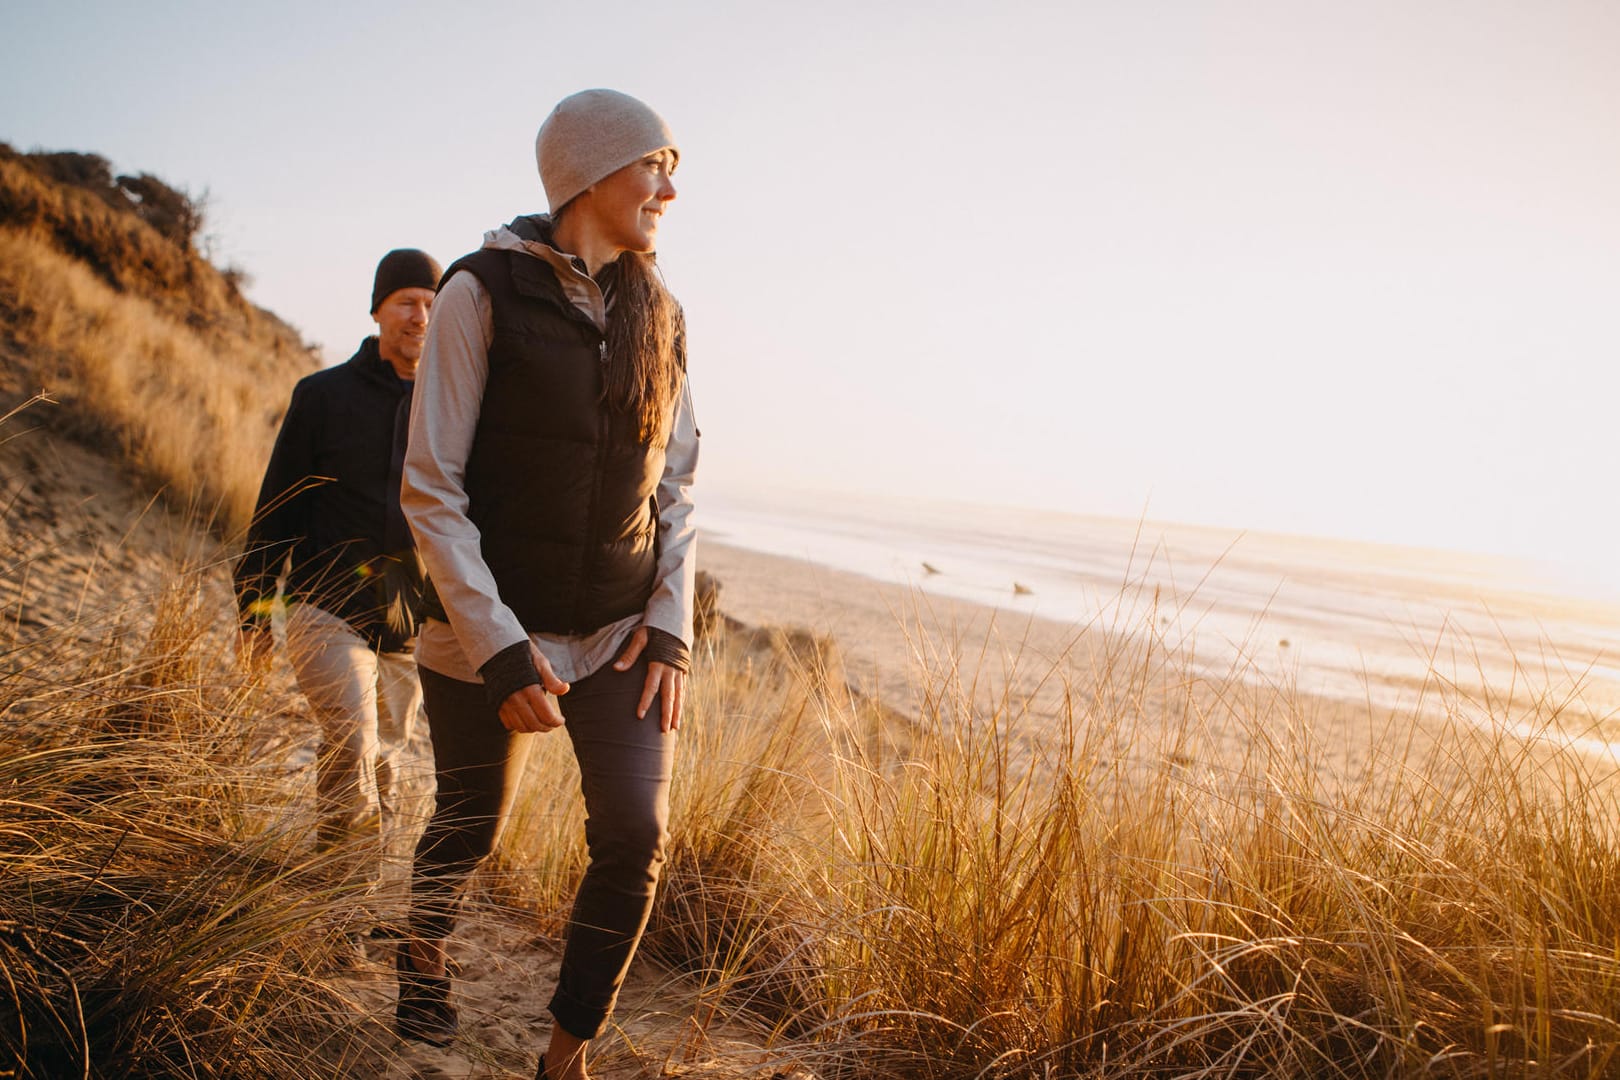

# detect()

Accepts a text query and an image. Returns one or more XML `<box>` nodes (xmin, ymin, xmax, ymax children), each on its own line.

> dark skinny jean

<box><xmin>410</xmin><ymin>655</ymin><xmax>675</xmax><ymax>1040</ymax></box>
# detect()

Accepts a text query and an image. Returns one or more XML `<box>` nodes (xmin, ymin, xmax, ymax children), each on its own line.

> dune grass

<box><xmin>477</xmin><ymin>596</ymin><xmax>1620</xmax><ymax>1078</ymax></box>
<box><xmin>0</xmin><ymin>553</ymin><xmax>406</xmax><ymax>1078</ymax></box>
<box><xmin>0</xmin><ymin>147</ymin><xmax>302</xmax><ymax>351</ymax></box>
<box><xmin>5</xmin><ymin>529</ymin><xmax>1620</xmax><ymax>1076</ymax></box>
<box><xmin>4</xmin><ymin>355</ymin><xmax>1620</xmax><ymax>1076</ymax></box>
<box><xmin>0</xmin><ymin>150</ymin><xmax>314</xmax><ymax>538</ymax></box>
<box><xmin>0</xmin><ymin>226</ymin><xmax>307</xmax><ymax>536</ymax></box>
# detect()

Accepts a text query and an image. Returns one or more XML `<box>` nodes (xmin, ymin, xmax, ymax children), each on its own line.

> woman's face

<box><xmin>581</xmin><ymin>150</ymin><xmax>677</xmax><ymax>254</ymax></box>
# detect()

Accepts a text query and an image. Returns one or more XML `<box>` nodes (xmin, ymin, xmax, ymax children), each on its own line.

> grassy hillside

<box><xmin>0</xmin><ymin>144</ymin><xmax>315</xmax><ymax>534</ymax></box>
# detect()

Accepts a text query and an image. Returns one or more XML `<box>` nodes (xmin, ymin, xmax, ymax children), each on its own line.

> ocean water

<box><xmin>702</xmin><ymin>489</ymin><xmax>1620</xmax><ymax>743</ymax></box>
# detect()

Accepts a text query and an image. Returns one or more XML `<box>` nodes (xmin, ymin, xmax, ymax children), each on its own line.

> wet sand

<box><xmin>697</xmin><ymin>534</ymin><xmax>1620</xmax><ymax>793</ymax></box>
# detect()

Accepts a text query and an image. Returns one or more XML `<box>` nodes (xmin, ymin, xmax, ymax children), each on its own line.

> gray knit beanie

<box><xmin>370</xmin><ymin>248</ymin><xmax>442</xmax><ymax>313</ymax></box>
<box><xmin>535</xmin><ymin>89</ymin><xmax>678</xmax><ymax>213</ymax></box>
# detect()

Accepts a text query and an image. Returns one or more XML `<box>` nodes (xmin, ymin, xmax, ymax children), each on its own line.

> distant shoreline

<box><xmin>698</xmin><ymin>527</ymin><xmax>1620</xmax><ymax>765</ymax></box>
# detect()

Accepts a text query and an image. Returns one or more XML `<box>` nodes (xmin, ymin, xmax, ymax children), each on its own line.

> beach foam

<box><xmin>701</xmin><ymin>489</ymin><xmax>1620</xmax><ymax>743</ymax></box>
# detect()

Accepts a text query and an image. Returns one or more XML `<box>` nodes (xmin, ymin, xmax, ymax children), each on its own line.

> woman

<box><xmin>396</xmin><ymin>89</ymin><xmax>697</xmax><ymax>1080</ymax></box>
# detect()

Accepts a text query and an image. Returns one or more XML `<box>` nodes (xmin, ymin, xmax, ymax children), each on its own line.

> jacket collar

<box><xmin>345</xmin><ymin>335</ymin><xmax>408</xmax><ymax>390</ymax></box>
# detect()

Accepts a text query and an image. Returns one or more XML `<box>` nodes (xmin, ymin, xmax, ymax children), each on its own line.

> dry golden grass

<box><xmin>6</xmin><ymin>506</ymin><xmax>1620</xmax><ymax>1077</ymax></box>
<box><xmin>492</xmin><ymin>605</ymin><xmax>1620</xmax><ymax>1078</ymax></box>
<box><xmin>0</xmin><ymin>149</ymin><xmax>300</xmax><ymax>349</ymax></box>
<box><xmin>0</xmin><ymin>226</ymin><xmax>309</xmax><ymax>534</ymax></box>
<box><xmin>0</xmin><ymin>149</ymin><xmax>314</xmax><ymax>537</ymax></box>
<box><xmin>0</xmin><ymin>555</ymin><xmax>404</xmax><ymax>1077</ymax></box>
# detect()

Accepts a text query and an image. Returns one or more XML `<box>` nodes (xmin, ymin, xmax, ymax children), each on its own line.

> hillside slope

<box><xmin>0</xmin><ymin>144</ymin><xmax>316</xmax><ymax>537</ymax></box>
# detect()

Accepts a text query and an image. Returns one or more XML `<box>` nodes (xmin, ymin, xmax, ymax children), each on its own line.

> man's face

<box><xmin>373</xmin><ymin>287</ymin><xmax>435</xmax><ymax>378</ymax></box>
<box><xmin>584</xmin><ymin>150</ymin><xmax>678</xmax><ymax>254</ymax></box>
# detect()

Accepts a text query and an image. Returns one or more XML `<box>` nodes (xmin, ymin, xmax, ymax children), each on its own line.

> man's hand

<box><xmin>497</xmin><ymin>644</ymin><xmax>570</xmax><ymax>733</ymax></box>
<box><xmin>236</xmin><ymin>625</ymin><xmax>274</xmax><ymax>673</ymax></box>
<box><xmin>613</xmin><ymin>627</ymin><xmax>686</xmax><ymax>733</ymax></box>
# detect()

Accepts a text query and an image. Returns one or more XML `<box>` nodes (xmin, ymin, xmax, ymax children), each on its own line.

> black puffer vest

<box><xmin>430</xmin><ymin>247</ymin><xmax>666</xmax><ymax>634</ymax></box>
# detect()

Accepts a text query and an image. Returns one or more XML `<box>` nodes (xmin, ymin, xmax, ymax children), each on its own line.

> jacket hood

<box><xmin>478</xmin><ymin>214</ymin><xmax>608</xmax><ymax>331</ymax></box>
<box><xmin>482</xmin><ymin>213</ymin><xmax>554</xmax><ymax>254</ymax></box>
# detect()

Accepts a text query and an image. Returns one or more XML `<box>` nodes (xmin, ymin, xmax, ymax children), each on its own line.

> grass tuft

<box><xmin>0</xmin><ymin>540</ymin><xmax>400</xmax><ymax>1077</ymax></box>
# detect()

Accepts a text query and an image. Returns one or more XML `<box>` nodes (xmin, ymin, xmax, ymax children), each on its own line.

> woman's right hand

<box><xmin>497</xmin><ymin>644</ymin><xmax>570</xmax><ymax>733</ymax></box>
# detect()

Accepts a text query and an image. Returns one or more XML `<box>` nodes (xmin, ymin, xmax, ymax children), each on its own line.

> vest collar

<box><xmin>482</xmin><ymin>215</ymin><xmax>609</xmax><ymax>333</ymax></box>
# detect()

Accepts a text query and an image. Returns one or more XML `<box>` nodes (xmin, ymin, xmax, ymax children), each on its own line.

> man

<box><xmin>234</xmin><ymin>248</ymin><xmax>442</xmax><ymax>906</ymax></box>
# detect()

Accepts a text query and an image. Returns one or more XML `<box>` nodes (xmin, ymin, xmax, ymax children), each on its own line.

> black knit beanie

<box><xmin>370</xmin><ymin>248</ymin><xmax>443</xmax><ymax>313</ymax></box>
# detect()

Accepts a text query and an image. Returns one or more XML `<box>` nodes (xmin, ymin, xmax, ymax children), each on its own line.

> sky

<box><xmin>3</xmin><ymin>0</ymin><xmax>1617</xmax><ymax>596</ymax></box>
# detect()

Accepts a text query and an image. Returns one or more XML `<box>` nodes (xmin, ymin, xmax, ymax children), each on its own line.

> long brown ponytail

<box><xmin>603</xmin><ymin>251</ymin><xmax>682</xmax><ymax>446</ymax></box>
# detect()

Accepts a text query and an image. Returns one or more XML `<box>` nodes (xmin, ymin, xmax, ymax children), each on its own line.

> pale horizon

<box><xmin>3</xmin><ymin>0</ymin><xmax>1615</xmax><ymax>597</ymax></box>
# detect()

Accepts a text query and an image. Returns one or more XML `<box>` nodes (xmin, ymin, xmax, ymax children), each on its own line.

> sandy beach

<box><xmin>697</xmin><ymin>527</ymin><xmax>1620</xmax><ymax>794</ymax></box>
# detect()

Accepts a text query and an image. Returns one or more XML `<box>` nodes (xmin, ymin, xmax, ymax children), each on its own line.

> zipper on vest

<box><xmin>574</xmin><ymin>332</ymin><xmax>611</xmax><ymax>632</ymax></box>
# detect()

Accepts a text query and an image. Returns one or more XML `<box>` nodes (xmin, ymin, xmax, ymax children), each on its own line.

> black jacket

<box><xmin>233</xmin><ymin>337</ymin><xmax>426</xmax><ymax>652</ymax></box>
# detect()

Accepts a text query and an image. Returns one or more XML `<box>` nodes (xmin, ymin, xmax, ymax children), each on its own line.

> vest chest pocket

<box><xmin>483</xmin><ymin>331</ymin><xmax>603</xmax><ymax>442</ymax></box>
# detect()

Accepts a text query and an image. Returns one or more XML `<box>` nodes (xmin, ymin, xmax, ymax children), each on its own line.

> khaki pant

<box><xmin>286</xmin><ymin>603</ymin><xmax>423</xmax><ymax>883</ymax></box>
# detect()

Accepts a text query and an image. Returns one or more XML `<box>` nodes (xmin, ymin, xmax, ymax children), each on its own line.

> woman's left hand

<box><xmin>613</xmin><ymin>627</ymin><xmax>686</xmax><ymax>732</ymax></box>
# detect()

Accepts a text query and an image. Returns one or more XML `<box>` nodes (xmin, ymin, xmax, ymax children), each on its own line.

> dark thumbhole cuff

<box><xmin>478</xmin><ymin>639</ymin><xmax>541</xmax><ymax>705</ymax></box>
<box><xmin>642</xmin><ymin>626</ymin><xmax>690</xmax><ymax>673</ymax></box>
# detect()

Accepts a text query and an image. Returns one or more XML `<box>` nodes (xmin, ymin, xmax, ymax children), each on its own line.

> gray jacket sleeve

<box><xmin>400</xmin><ymin>271</ymin><xmax>528</xmax><ymax>671</ymax></box>
<box><xmin>643</xmin><ymin>376</ymin><xmax>700</xmax><ymax>646</ymax></box>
